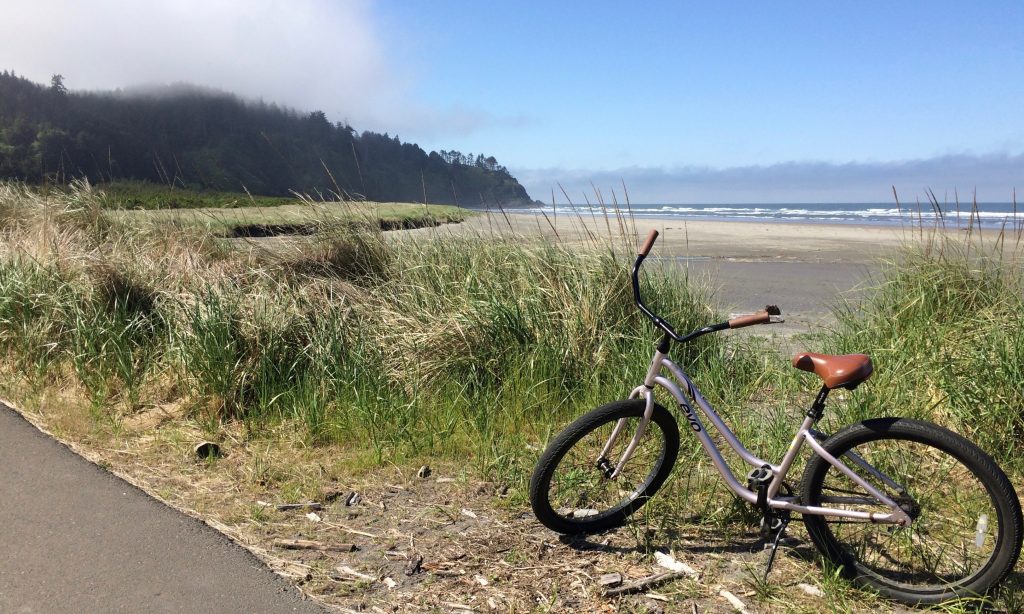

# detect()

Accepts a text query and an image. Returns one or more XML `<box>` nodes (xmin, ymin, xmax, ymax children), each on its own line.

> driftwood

<box><xmin>598</xmin><ymin>572</ymin><xmax>623</xmax><ymax>587</ymax></box>
<box><xmin>275</xmin><ymin>502</ymin><xmax>323</xmax><ymax>512</ymax></box>
<box><xmin>654</xmin><ymin>551</ymin><xmax>698</xmax><ymax>576</ymax></box>
<box><xmin>333</xmin><ymin>565</ymin><xmax>375</xmax><ymax>581</ymax></box>
<box><xmin>601</xmin><ymin>552</ymin><xmax>698</xmax><ymax>597</ymax></box>
<box><xmin>719</xmin><ymin>589</ymin><xmax>747</xmax><ymax>611</ymax></box>
<box><xmin>601</xmin><ymin>570</ymin><xmax>689</xmax><ymax>597</ymax></box>
<box><xmin>322</xmin><ymin>521</ymin><xmax>379</xmax><ymax>539</ymax></box>
<box><xmin>273</xmin><ymin>538</ymin><xmax>357</xmax><ymax>552</ymax></box>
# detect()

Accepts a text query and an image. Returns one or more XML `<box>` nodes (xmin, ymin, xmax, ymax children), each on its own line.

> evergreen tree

<box><xmin>0</xmin><ymin>72</ymin><xmax>534</xmax><ymax>205</ymax></box>
<box><xmin>49</xmin><ymin>74</ymin><xmax>67</xmax><ymax>96</ymax></box>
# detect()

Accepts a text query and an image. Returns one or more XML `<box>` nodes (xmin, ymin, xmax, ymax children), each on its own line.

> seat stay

<box><xmin>801</xmin><ymin>431</ymin><xmax>912</xmax><ymax>525</ymax></box>
<box><xmin>809</xmin><ymin>429</ymin><xmax>909</xmax><ymax>495</ymax></box>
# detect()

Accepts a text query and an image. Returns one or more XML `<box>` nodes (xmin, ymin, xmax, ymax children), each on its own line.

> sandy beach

<box><xmin>406</xmin><ymin>211</ymin><xmax>933</xmax><ymax>338</ymax></box>
<box><xmin>467</xmin><ymin>211</ymin><xmax>912</xmax><ymax>262</ymax></box>
<box><xmin>400</xmin><ymin>206</ymin><xmax>1010</xmax><ymax>341</ymax></box>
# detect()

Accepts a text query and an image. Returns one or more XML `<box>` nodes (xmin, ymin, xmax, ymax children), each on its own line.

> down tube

<box><xmin>653</xmin><ymin>375</ymin><xmax>757</xmax><ymax>505</ymax></box>
<box><xmin>662</xmin><ymin>359</ymin><xmax>778</xmax><ymax>472</ymax></box>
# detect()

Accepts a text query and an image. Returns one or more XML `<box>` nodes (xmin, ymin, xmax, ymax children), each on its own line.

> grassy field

<box><xmin>108</xmin><ymin>199</ymin><xmax>468</xmax><ymax>237</ymax></box>
<box><xmin>95</xmin><ymin>180</ymin><xmax>468</xmax><ymax>237</ymax></box>
<box><xmin>2</xmin><ymin>181</ymin><xmax>1023</xmax><ymax>612</ymax></box>
<box><xmin>100</xmin><ymin>180</ymin><xmax>301</xmax><ymax>209</ymax></box>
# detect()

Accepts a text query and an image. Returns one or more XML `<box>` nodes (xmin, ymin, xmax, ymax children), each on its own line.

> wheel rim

<box><xmin>545</xmin><ymin>414</ymin><xmax>668</xmax><ymax>526</ymax></box>
<box><xmin>814</xmin><ymin>436</ymin><xmax>1000</xmax><ymax>592</ymax></box>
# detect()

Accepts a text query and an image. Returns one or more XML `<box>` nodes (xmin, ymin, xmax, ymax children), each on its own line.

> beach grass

<box><xmin>0</xmin><ymin>181</ymin><xmax>766</xmax><ymax>471</ymax></box>
<box><xmin>100</xmin><ymin>180</ymin><xmax>300</xmax><ymax>209</ymax></box>
<box><xmin>2</xmin><ymin>180</ymin><xmax>1023</xmax><ymax>611</ymax></box>
<box><xmin>107</xmin><ymin>197</ymin><xmax>468</xmax><ymax>237</ymax></box>
<box><xmin>814</xmin><ymin>231</ymin><xmax>1024</xmax><ymax>471</ymax></box>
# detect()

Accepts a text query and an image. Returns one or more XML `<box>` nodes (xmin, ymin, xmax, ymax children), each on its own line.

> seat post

<box><xmin>806</xmin><ymin>385</ymin><xmax>830</xmax><ymax>422</ymax></box>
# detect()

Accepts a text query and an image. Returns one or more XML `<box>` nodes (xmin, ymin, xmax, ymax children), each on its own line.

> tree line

<box><xmin>0</xmin><ymin>71</ymin><xmax>534</xmax><ymax>205</ymax></box>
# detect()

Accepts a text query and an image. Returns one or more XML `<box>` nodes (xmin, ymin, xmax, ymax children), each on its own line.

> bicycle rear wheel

<box><xmin>530</xmin><ymin>399</ymin><xmax>679</xmax><ymax>534</ymax></box>
<box><xmin>800</xmin><ymin>417</ymin><xmax>1022</xmax><ymax>604</ymax></box>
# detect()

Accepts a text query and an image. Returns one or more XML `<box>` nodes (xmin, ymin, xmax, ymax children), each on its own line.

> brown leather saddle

<box><xmin>792</xmin><ymin>352</ymin><xmax>873</xmax><ymax>390</ymax></box>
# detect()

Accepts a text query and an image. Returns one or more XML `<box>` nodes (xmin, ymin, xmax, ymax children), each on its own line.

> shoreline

<box><xmin>406</xmin><ymin>211</ymin><xmax>976</xmax><ymax>337</ymax></box>
<box><xmin>486</xmin><ymin>201</ymin><xmax>1024</xmax><ymax>231</ymax></box>
<box><xmin>445</xmin><ymin>210</ymin><xmax>916</xmax><ymax>263</ymax></box>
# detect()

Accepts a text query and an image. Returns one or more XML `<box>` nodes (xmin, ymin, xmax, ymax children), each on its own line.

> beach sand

<box><xmin>406</xmin><ymin>211</ymin><xmax>928</xmax><ymax>340</ymax></box>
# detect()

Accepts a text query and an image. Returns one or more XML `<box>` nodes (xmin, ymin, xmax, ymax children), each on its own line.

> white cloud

<box><xmin>515</xmin><ymin>154</ymin><xmax>1024</xmax><ymax>204</ymax></box>
<box><xmin>1</xmin><ymin>1</ymin><xmax>377</xmax><ymax>116</ymax></box>
<box><xmin>0</xmin><ymin>0</ymin><xmax>508</xmax><ymax>137</ymax></box>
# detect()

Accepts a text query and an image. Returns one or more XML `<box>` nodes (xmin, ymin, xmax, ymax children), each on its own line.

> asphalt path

<box><xmin>0</xmin><ymin>403</ymin><xmax>328</xmax><ymax>614</ymax></box>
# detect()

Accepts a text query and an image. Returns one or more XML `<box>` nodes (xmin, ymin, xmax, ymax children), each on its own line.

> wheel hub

<box><xmin>895</xmin><ymin>494</ymin><xmax>921</xmax><ymax>521</ymax></box>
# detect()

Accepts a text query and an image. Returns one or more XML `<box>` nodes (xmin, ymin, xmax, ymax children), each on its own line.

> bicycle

<box><xmin>529</xmin><ymin>229</ymin><xmax>1023</xmax><ymax>605</ymax></box>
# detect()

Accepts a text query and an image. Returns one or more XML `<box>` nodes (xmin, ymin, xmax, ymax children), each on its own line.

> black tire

<box><xmin>800</xmin><ymin>417</ymin><xmax>1022</xmax><ymax>605</ymax></box>
<box><xmin>530</xmin><ymin>399</ymin><xmax>680</xmax><ymax>534</ymax></box>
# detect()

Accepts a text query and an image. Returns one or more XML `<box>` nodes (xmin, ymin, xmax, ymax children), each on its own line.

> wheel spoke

<box><xmin>810</xmin><ymin>432</ymin><xmax>1001</xmax><ymax>592</ymax></box>
<box><xmin>532</xmin><ymin>401</ymin><xmax>679</xmax><ymax>534</ymax></box>
<box><xmin>548</xmin><ymin>414</ymin><xmax>667</xmax><ymax>518</ymax></box>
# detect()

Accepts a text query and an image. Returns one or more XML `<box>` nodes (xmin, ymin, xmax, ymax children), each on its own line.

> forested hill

<box><xmin>0</xmin><ymin>72</ymin><xmax>534</xmax><ymax>205</ymax></box>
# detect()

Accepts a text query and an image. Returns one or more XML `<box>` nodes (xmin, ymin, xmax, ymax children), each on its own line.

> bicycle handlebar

<box><xmin>639</xmin><ymin>229</ymin><xmax>659</xmax><ymax>256</ymax></box>
<box><xmin>632</xmin><ymin>229</ymin><xmax>781</xmax><ymax>343</ymax></box>
<box><xmin>728</xmin><ymin>310</ymin><xmax>772</xmax><ymax>328</ymax></box>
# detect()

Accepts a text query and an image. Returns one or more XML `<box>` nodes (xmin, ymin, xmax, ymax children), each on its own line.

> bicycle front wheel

<box><xmin>530</xmin><ymin>399</ymin><xmax>680</xmax><ymax>534</ymax></box>
<box><xmin>800</xmin><ymin>417</ymin><xmax>1022</xmax><ymax>604</ymax></box>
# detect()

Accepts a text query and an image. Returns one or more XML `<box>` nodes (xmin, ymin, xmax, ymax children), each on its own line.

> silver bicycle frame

<box><xmin>605</xmin><ymin>349</ymin><xmax>912</xmax><ymax>525</ymax></box>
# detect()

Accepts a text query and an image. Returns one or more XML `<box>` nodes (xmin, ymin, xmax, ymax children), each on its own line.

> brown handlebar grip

<box><xmin>728</xmin><ymin>310</ymin><xmax>771</xmax><ymax>329</ymax></box>
<box><xmin>639</xmin><ymin>229</ymin><xmax>659</xmax><ymax>256</ymax></box>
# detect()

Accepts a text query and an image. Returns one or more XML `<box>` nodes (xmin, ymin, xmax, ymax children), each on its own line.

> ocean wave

<box><xmin>523</xmin><ymin>203</ymin><xmax>1022</xmax><ymax>226</ymax></box>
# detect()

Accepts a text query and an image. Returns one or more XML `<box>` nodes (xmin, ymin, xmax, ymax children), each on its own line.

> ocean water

<box><xmin>523</xmin><ymin>202</ymin><xmax>1024</xmax><ymax>228</ymax></box>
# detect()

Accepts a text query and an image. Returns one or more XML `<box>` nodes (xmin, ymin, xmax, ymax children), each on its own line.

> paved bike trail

<box><xmin>0</xmin><ymin>403</ymin><xmax>329</xmax><ymax>614</ymax></box>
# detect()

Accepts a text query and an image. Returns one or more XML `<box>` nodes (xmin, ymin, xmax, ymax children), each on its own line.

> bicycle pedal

<box><xmin>747</xmin><ymin>465</ymin><xmax>774</xmax><ymax>511</ymax></box>
<box><xmin>760</xmin><ymin>515</ymin><xmax>784</xmax><ymax>537</ymax></box>
<box><xmin>746</xmin><ymin>466</ymin><xmax>774</xmax><ymax>489</ymax></box>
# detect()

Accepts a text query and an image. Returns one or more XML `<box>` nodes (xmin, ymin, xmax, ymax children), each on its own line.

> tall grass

<box><xmin>818</xmin><ymin>234</ymin><xmax>1024</xmax><ymax>470</ymax></box>
<box><xmin>0</xmin><ymin>182</ymin><xmax>764</xmax><ymax>481</ymax></box>
<box><xmin>3</xmin><ymin>181</ymin><xmax>1021</xmax><ymax>493</ymax></box>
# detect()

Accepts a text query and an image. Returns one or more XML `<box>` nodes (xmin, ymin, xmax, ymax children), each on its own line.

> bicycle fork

<box><xmin>598</xmin><ymin>350</ymin><xmax>666</xmax><ymax>480</ymax></box>
<box><xmin>600</xmin><ymin>388</ymin><xmax>656</xmax><ymax>480</ymax></box>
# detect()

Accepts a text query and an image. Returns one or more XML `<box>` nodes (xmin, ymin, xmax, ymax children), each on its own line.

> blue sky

<box><xmin>379</xmin><ymin>2</ymin><xmax>1024</xmax><ymax>202</ymax></box>
<box><xmin>2</xmin><ymin>1</ymin><xmax>1022</xmax><ymax>202</ymax></box>
<box><xmin>386</xmin><ymin>3</ymin><xmax>1023</xmax><ymax>167</ymax></box>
